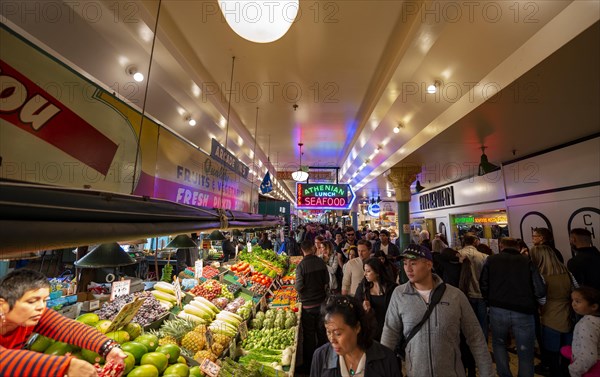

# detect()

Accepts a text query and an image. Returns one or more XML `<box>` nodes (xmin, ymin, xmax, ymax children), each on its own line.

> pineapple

<box><xmin>211</xmin><ymin>342</ymin><xmax>225</xmax><ymax>357</ymax></box>
<box><xmin>193</xmin><ymin>349</ymin><xmax>217</xmax><ymax>364</ymax></box>
<box><xmin>181</xmin><ymin>331</ymin><xmax>206</xmax><ymax>353</ymax></box>
<box><xmin>193</xmin><ymin>324</ymin><xmax>207</xmax><ymax>334</ymax></box>
<box><xmin>159</xmin><ymin>334</ymin><xmax>178</xmax><ymax>346</ymax></box>
<box><xmin>212</xmin><ymin>333</ymin><xmax>231</xmax><ymax>347</ymax></box>
<box><xmin>159</xmin><ymin>318</ymin><xmax>196</xmax><ymax>346</ymax></box>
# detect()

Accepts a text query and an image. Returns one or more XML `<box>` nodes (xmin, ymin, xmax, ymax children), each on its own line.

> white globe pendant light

<box><xmin>218</xmin><ymin>0</ymin><xmax>299</xmax><ymax>43</ymax></box>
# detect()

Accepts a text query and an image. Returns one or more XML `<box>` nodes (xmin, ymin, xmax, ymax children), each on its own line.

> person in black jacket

<box><xmin>372</xmin><ymin>229</ymin><xmax>401</xmax><ymax>261</ymax></box>
<box><xmin>568</xmin><ymin>228</ymin><xmax>600</xmax><ymax>291</ymax></box>
<box><xmin>295</xmin><ymin>240</ymin><xmax>329</xmax><ymax>374</ymax></box>
<box><xmin>354</xmin><ymin>257</ymin><xmax>397</xmax><ymax>341</ymax></box>
<box><xmin>480</xmin><ymin>237</ymin><xmax>547</xmax><ymax>377</ymax></box>
<box><xmin>311</xmin><ymin>295</ymin><xmax>401</xmax><ymax>377</ymax></box>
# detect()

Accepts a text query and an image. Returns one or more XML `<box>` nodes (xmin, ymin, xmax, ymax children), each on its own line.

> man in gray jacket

<box><xmin>381</xmin><ymin>244</ymin><xmax>494</xmax><ymax>377</ymax></box>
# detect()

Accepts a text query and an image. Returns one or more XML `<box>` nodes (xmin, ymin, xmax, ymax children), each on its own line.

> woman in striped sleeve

<box><xmin>0</xmin><ymin>269</ymin><xmax>127</xmax><ymax>377</ymax></box>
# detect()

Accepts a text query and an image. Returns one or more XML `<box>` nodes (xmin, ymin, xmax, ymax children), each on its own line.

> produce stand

<box><xmin>28</xmin><ymin>243</ymin><xmax>301</xmax><ymax>377</ymax></box>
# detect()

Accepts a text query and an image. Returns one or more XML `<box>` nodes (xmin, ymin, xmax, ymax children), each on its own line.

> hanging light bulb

<box><xmin>291</xmin><ymin>143</ymin><xmax>309</xmax><ymax>182</ymax></box>
<box><xmin>218</xmin><ymin>0</ymin><xmax>299</xmax><ymax>43</ymax></box>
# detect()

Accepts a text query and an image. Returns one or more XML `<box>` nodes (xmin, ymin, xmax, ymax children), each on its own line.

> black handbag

<box><xmin>395</xmin><ymin>283</ymin><xmax>446</xmax><ymax>360</ymax></box>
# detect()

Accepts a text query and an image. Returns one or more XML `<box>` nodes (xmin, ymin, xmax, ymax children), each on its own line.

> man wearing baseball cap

<box><xmin>381</xmin><ymin>244</ymin><xmax>493</xmax><ymax>377</ymax></box>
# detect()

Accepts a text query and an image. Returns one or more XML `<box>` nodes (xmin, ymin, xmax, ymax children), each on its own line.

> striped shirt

<box><xmin>1</xmin><ymin>308</ymin><xmax>109</xmax><ymax>377</ymax></box>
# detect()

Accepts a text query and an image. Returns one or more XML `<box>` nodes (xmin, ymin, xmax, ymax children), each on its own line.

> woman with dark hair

<box><xmin>258</xmin><ymin>232</ymin><xmax>273</xmax><ymax>250</ymax></box>
<box><xmin>354</xmin><ymin>257</ymin><xmax>397</xmax><ymax>341</ymax></box>
<box><xmin>311</xmin><ymin>295</ymin><xmax>401</xmax><ymax>376</ymax></box>
<box><xmin>373</xmin><ymin>250</ymin><xmax>398</xmax><ymax>286</ymax></box>
<box><xmin>0</xmin><ymin>269</ymin><xmax>127</xmax><ymax>377</ymax></box>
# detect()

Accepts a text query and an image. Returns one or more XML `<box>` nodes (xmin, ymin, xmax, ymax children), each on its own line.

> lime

<box><xmin>156</xmin><ymin>344</ymin><xmax>180</xmax><ymax>364</ymax></box>
<box><xmin>140</xmin><ymin>351</ymin><xmax>168</xmax><ymax>374</ymax></box>
<box><xmin>126</xmin><ymin>365</ymin><xmax>159</xmax><ymax>377</ymax></box>
<box><xmin>121</xmin><ymin>341</ymin><xmax>148</xmax><ymax>364</ymax></box>
<box><xmin>163</xmin><ymin>363</ymin><xmax>189</xmax><ymax>377</ymax></box>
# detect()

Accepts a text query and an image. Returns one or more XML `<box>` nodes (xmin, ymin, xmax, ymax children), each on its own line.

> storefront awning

<box><xmin>0</xmin><ymin>180</ymin><xmax>282</xmax><ymax>256</ymax></box>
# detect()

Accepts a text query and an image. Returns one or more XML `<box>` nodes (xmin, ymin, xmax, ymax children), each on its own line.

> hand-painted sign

<box><xmin>210</xmin><ymin>139</ymin><xmax>249</xmax><ymax>179</ymax></box>
<box><xmin>296</xmin><ymin>183</ymin><xmax>355</xmax><ymax>210</ymax></box>
<box><xmin>0</xmin><ymin>60</ymin><xmax>118</xmax><ymax>175</ymax></box>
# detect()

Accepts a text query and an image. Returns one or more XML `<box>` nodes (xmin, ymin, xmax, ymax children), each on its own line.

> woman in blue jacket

<box><xmin>310</xmin><ymin>295</ymin><xmax>401</xmax><ymax>377</ymax></box>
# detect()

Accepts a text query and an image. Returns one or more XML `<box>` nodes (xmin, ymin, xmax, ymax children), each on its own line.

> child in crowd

<box><xmin>561</xmin><ymin>286</ymin><xmax>600</xmax><ymax>377</ymax></box>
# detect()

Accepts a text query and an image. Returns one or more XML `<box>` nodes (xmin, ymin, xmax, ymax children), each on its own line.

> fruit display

<box><xmin>248</xmin><ymin>284</ymin><xmax>269</xmax><ymax>296</ymax></box>
<box><xmin>188</xmin><ymin>280</ymin><xmax>221</xmax><ymax>300</ymax></box>
<box><xmin>178</xmin><ymin>296</ymin><xmax>220</xmax><ymax>323</ymax></box>
<box><xmin>201</xmin><ymin>266</ymin><xmax>220</xmax><ymax>279</ymax></box>
<box><xmin>269</xmin><ymin>286</ymin><xmax>298</xmax><ymax>307</ymax></box>
<box><xmin>229</xmin><ymin>261</ymin><xmax>251</xmax><ymax>276</ymax></box>
<box><xmin>211</xmin><ymin>297</ymin><xmax>230</xmax><ymax>310</ymax></box>
<box><xmin>250</xmin><ymin>272</ymin><xmax>273</xmax><ymax>287</ymax></box>
<box><xmin>225</xmin><ymin>283</ymin><xmax>242</xmax><ymax>294</ymax></box>
<box><xmin>93</xmin><ymin>360</ymin><xmax>124</xmax><ymax>377</ymax></box>
<box><xmin>94</xmin><ymin>292</ymin><xmax>168</xmax><ymax>327</ymax></box>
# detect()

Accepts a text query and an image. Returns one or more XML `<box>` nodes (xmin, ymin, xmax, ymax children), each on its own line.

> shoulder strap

<box><xmin>401</xmin><ymin>283</ymin><xmax>446</xmax><ymax>350</ymax></box>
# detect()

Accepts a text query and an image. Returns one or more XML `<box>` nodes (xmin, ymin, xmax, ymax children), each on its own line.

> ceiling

<box><xmin>1</xmin><ymin>0</ymin><xmax>599</xmax><ymax>207</ymax></box>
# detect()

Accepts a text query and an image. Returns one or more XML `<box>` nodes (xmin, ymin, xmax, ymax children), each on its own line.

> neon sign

<box><xmin>454</xmin><ymin>215</ymin><xmax>508</xmax><ymax>224</ymax></box>
<box><xmin>296</xmin><ymin>183</ymin><xmax>355</xmax><ymax>210</ymax></box>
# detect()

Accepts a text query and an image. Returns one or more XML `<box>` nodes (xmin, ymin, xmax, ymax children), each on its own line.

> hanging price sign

<box><xmin>229</xmin><ymin>339</ymin><xmax>237</xmax><ymax>358</ymax></box>
<box><xmin>110</xmin><ymin>279</ymin><xmax>131</xmax><ymax>301</ymax></box>
<box><xmin>195</xmin><ymin>260</ymin><xmax>203</xmax><ymax>280</ymax></box>
<box><xmin>173</xmin><ymin>277</ymin><xmax>183</xmax><ymax>307</ymax></box>
<box><xmin>200</xmin><ymin>358</ymin><xmax>220</xmax><ymax>377</ymax></box>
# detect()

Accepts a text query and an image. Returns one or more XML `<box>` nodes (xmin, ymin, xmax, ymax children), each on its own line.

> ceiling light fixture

<box><xmin>126</xmin><ymin>65</ymin><xmax>144</xmax><ymax>82</ymax></box>
<box><xmin>393</xmin><ymin>122</ymin><xmax>403</xmax><ymax>133</ymax></box>
<box><xmin>415</xmin><ymin>180</ymin><xmax>426</xmax><ymax>193</ymax></box>
<box><xmin>218</xmin><ymin>0</ymin><xmax>299</xmax><ymax>43</ymax></box>
<box><xmin>291</xmin><ymin>142</ymin><xmax>309</xmax><ymax>182</ymax></box>
<box><xmin>185</xmin><ymin>115</ymin><xmax>196</xmax><ymax>126</ymax></box>
<box><xmin>478</xmin><ymin>146</ymin><xmax>500</xmax><ymax>176</ymax></box>
<box><xmin>427</xmin><ymin>80</ymin><xmax>441</xmax><ymax>94</ymax></box>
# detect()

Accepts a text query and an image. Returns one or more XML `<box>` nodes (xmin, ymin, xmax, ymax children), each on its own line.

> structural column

<box><xmin>387</xmin><ymin>166</ymin><xmax>421</xmax><ymax>251</ymax></box>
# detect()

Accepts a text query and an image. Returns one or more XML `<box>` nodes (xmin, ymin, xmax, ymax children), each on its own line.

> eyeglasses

<box><xmin>346</xmin><ymin>233</ymin><xmax>355</xmax><ymax>237</ymax></box>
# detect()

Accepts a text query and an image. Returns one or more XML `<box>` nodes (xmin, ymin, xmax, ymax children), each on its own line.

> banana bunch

<box><xmin>161</xmin><ymin>263</ymin><xmax>173</xmax><ymax>282</ymax></box>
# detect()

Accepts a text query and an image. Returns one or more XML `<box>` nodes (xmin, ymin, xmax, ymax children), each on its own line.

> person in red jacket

<box><xmin>0</xmin><ymin>269</ymin><xmax>127</xmax><ymax>377</ymax></box>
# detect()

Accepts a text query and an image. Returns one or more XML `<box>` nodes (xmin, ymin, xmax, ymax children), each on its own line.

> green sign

<box><xmin>454</xmin><ymin>216</ymin><xmax>475</xmax><ymax>224</ymax></box>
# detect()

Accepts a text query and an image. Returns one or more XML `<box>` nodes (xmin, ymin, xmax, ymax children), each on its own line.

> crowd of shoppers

<box><xmin>292</xmin><ymin>222</ymin><xmax>599</xmax><ymax>377</ymax></box>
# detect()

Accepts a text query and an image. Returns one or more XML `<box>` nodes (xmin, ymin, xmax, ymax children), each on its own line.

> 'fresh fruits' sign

<box><xmin>296</xmin><ymin>183</ymin><xmax>355</xmax><ymax>210</ymax></box>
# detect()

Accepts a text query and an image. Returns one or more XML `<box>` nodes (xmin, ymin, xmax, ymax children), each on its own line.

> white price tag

<box><xmin>110</xmin><ymin>279</ymin><xmax>130</xmax><ymax>301</ymax></box>
<box><xmin>247</xmin><ymin>242</ymin><xmax>252</xmax><ymax>253</ymax></box>
<box><xmin>200</xmin><ymin>358</ymin><xmax>220</xmax><ymax>377</ymax></box>
<box><xmin>195</xmin><ymin>260</ymin><xmax>203</xmax><ymax>280</ymax></box>
<box><xmin>173</xmin><ymin>277</ymin><xmax>182</xmax><ymax>306</ymax></box>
